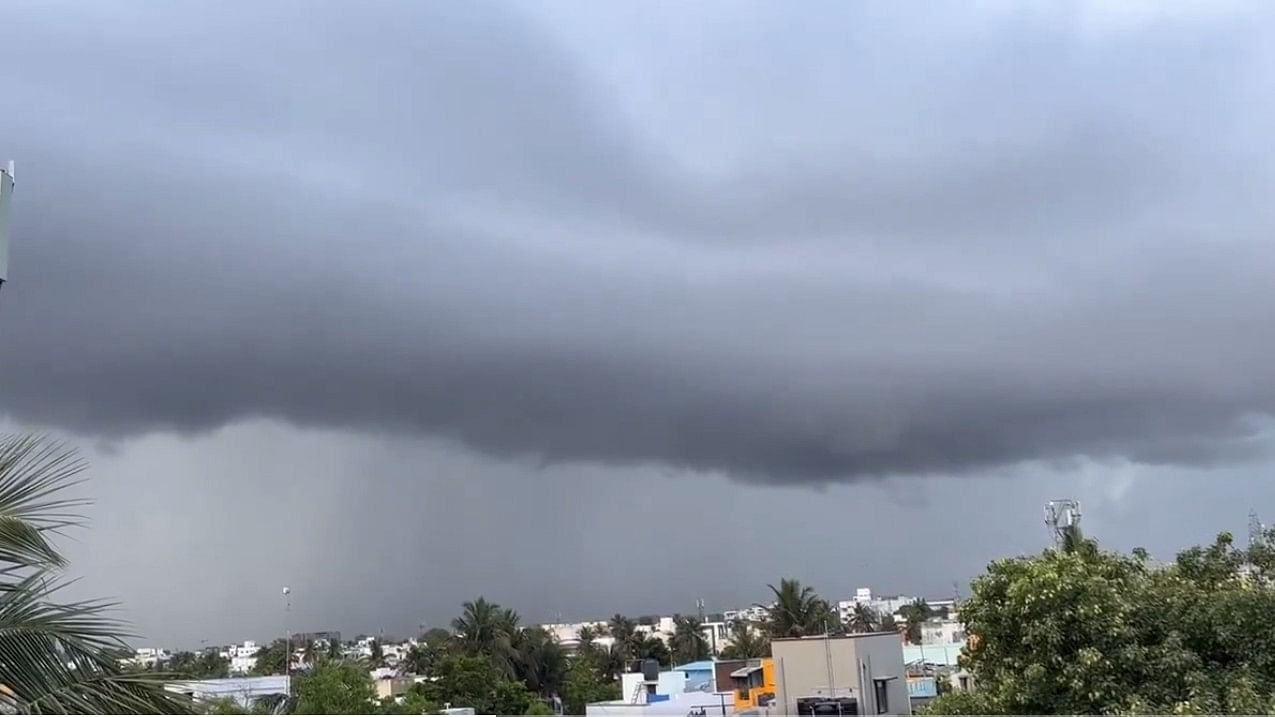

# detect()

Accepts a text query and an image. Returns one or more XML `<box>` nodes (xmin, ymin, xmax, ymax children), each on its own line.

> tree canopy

<box><xmin>926</xmin><ymin>532</ymin><xmax>1275</xmax><ymax>715</ymax></box>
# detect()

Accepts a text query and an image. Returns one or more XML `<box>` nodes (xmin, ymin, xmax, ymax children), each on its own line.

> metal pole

<box><xmin>283</xmin><ymin>587</ymin><xmax>292</xmax><ymax>684</ymax></box>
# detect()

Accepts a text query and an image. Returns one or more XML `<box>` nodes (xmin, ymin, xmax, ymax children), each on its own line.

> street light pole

<box><xmin>283</xmin><ymin>587</ymin><xmax>292</xmax><ymax>685</ymax></box>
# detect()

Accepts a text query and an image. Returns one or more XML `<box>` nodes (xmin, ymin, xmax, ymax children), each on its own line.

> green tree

<box><xmin>367</xmin><ymin>638</ymin><xmax>384</xmax><ymax>667</ymax></box>
<box><xmin>561</xmin><ymin>659</ymin><xmax>619</xmax><ymax>715</ymax></box>
<box><xmin>516</xmin><ymin>626</ymin><xmax>568</xmax><ymax>698</ymax></box>
<box><xmin>575</xmin><ymin>625</ymin><xmax>598</xmax><ymax>656</ymax></box>
<box><xmin>926</xmin><ymin>531</ymin><xmax>1275</xmax><ymax>715</ymax></box>
<box><xmin>763</xmin><ymin>579</ymin><xmax>826</xmax><ymax>638</ymax></box>
<box><xmin>898</xmin><ymin>598</ymin><xmax>932</xmax><ymax>644</ymax></box>
<box><xmin>250</xmin><ymin>639</ymin><xmax>289</xmax><ymax>676</ymax></box>
<box><xmin>844</xmin><ymin>603</ymin><xmax>879</xmax><ymax>634</ymax></box>
<box><xmin>420</xmin><ymin>654</ymin><xmax>535</xmax><ymax>715</ymax></box>
<box><xmin>294</xmin><ymin>660</ymin><xmax>377</xmax><ymax>714</ymax></box>
<box><xmin>669</xmin><ymin>615</ymin><xmax>710</xmax><ymax>664</ymax></box>
<box><xmin>0</xmin><ymin>435</ymin><xmax>191</xmax><ymax>713</ymax></box>
<box><xmin>606</xmin><ymin>615</ymin><xmax>639</xmax><ymax>659</ymax></box>
<box><xmin>326</xmin><ymin>637</ymin><xmax>342</xmax><ymax>660</ymax></box>
<box><xmin>878</xmin><ymin>613</ymin><xmax>899</xmax><ymax>634</ymax></box>
<box><xmin>420</xmin><ymin>627</ymin><xmax>453</xmax><ymax>650</ymax></box>
<box><xmin>719</xmin><ymin>620</ymin><xmax>769</xmax><ymax>659</ymax></box>
<box><xmin>201</xmin><ymin>697</ymin><xmax>247</xmax><ymax>715</ymax></box>
<box><xmin>452</xmin><ymin>598</ymin><xmax>521</xmax><ymax>677</ymax></box>
<box><xmin>633</xmin><ymin>634</ymin><xmax>671</xmax><ymax>667</ymax></box>
<box><xmin>524</xmin><ymin>699</ymin><xmax>554</xmax><ymax>715</ymax></box>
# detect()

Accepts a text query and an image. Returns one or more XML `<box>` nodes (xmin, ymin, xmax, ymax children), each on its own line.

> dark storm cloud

<box><xmin>2</xmin><ymin>0</ymin><xmax>1275</xmax><ymax>483</ymax></box>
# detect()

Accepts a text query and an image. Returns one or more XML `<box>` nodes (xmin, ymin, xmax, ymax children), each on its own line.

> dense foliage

<box><xmin>926</xmin><ymin>532</ymin><xmax>1275</xmax><ymax>715</ymax></box>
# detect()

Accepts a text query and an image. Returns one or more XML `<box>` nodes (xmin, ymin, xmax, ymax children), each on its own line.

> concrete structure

<box><xmin>166</xmin><ymin>676</ymin><xmax>290</xmax><ymax>710</ymax></box>
<box><xmin>127</xmin><ymin>648</ymin><xmax>170</xmax><ymax>669</ymax></box>
<box><xmin>701</xmin><ymin>621</ymin><xmax>729</xmax><ymax>655</ymax></box>
<box><xmin>538</xmin><ymin>621</ymin><xmax>615</xmax><ymax>652</ymax></box>
<box><xmin>728</xmin><ymin>658</ymin><xmax>776</xmax><ymax>712</ymax></box>
<box><xmin>0</xmin><ymin>161</ymin><xmax>13</xmax><ymax>287</ymax></box>
<box><xmin>375</xmin><ymin>675</ymin><xmax>415</xmax><ymax>700</ymax></box>
<box><xmin>587</xmin><ymin>691</ymin><xmax>732</xmax><ymax>717</ymax></box>
<box><xmin>837</xmin><ymin>588</ymin><xmax>917</xmax><ymax>625</ymax></box>
<box><xmin>919</xmin><ymin>619</ymin><xmax>965</xmax><ymax>646</ymax></box>
<box><xmin>674</xmin><ymin>661</ymin><xmax>715</xmax><ymax>692</ymax></box>
<box><xmin>770</xmin><ymin>632</ymin><xmax>910</xmax><ymax>715</ymax></box>
<box><xmin>723</xmin><ymin>606</ymin><xmax>769</xmax><ymax>625</ymax></box>
<box><xmin>223</xmin><ymin>641</ymin><xmax>262</xmax><ymax>675</ymax></box>
<box><xmin>902</xmin><ymin>642</ymin><xmax>963</xmax><ymax>669</ymax></box>
<box><xmin>620</xmin><ymin>670</ymin><xmax>686</xmax><ymax>703</ymax></box>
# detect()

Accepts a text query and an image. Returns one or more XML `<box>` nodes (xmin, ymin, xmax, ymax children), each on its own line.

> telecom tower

<box><xmin>0</xmin><ymin>161</ymin><xmax>13</xmax><ymax>292</ymax></box>
<box><xmin>1044</xmin><ymin>499</ymin><xmax>1082</xmax><ymax>548</ymax></box>
<box><xmin>1250</xmin><ymin>510</ymin><xmax>1266</xmax><ymax>550</ymax></box>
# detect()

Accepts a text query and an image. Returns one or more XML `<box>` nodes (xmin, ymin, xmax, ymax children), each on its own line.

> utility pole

<box><xmin>282</xmin><ymin>587</ymin><xmax>292</xmax><ymax>684</ymax></box>
<box><xmin>0</xmin><ymin>161</ymin><xmax>15</xmax><ymax>294</ymax></box>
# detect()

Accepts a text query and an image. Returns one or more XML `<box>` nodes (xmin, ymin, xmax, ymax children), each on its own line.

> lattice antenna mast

<box><xmin>1044</xmin><ymin>499</ymin><xmax>1082</xmax><ymax>548</ymax></box>
<box><xmin>1250</xmin><ymin>510</ymin><xmax>1265</xmax><ymax>550</ymax></box>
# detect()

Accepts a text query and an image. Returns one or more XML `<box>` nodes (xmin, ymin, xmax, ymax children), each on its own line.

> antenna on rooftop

<box><xmin>1044</xmin><ymin>499</ymin><xmax>1082</xmax><ymax>548</ymax></box>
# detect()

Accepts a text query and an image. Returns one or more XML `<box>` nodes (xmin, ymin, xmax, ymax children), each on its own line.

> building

<box><xmin>674</xmin><ymin>661</ymin><xmax>715</xmax><ymax>692</ymax></box>
<box><xmin>919</xmin><ymin>619</ymin><xmax>965</xmax><ymax>646</ymax></box>
<box><xmin>770</xmin><ymin>632</ymin><xmax>911</xmax><ymax>715</ymax></box>
<box><xmin>837</xmin><ymin>588</ymin><xmax>917</xmax><ymax>625</ymax></box>
<box><xmin>166</xmin><ymin>676</ymin><xmax>290</xmax><ymax>710</ymax></box>
<box><xmin>723</xmin><ymin>606</ymin><xmax>770</xmax><ymax>626</ymax></box>
<box><xmin>903</xmin><ymin>641</ymin><xmax>973</xmax><ymax>693</ymax></box>
<box><xmin>127</xmin><ymin>648</ymin><xmax>170</xmax><ymax>669</ymax></box>
<box><xmin>538</xmin><ymin>621</ymin><xmax>614</xmax><ymax>653</ymax></box>
<box><xmin>223</xmin><ymin>641</ymin><xmax>262</xmax><ymax>675</ymax></box>
<box><xmin>374</xmin><ymin>675</ymin><xmax>416</xmax><ymax>700</ymax></box>
<box><xmin>728</xmin><ymin>658</ymin><xmax>776</xmax><ymax>712</ymax></box>
<box><xmin>701</xmin><ymin>621</ymin><xmax>729</xmax><ymax>655</ymax></box>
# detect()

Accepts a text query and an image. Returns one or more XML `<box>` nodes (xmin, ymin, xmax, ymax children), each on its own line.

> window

<box><xmin>958</xmin><ymin>676</ymin><xmax>970</xmax><ymax>691</ymax></box>
<box><xmin>873</xmin><ymin>679</ymin><xmax>889</xmax><ymax>714</ymax></box>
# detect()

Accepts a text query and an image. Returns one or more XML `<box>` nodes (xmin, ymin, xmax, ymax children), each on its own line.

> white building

<box><xmin>836</xmin><ymin>588</ymin><xmax>917</xmax><ymax>624</ymax></box>
<box><xmin>223</xmin><ymin>641</ymin><xmax>261</xmax><ymax>675</ymax></box>
<box><xmin>723</xmin><ymin>606</ymin><xmax>769</xmax><ymax>625</ymax></box>
<box><xmin>127</xmin><ymin>648</ymin><xmax>170</xmax><ymax>669</ymax></box>
<box><xmin>538</xmin><ymin>621</ymin><xmax>614</xmax><ymax>652</ymax></box>
<box><xmin>919</xmin><ymin>618</ymin><xmax>965</xmax><ymax>646</ymax></box>
<box><xmin>701</xmin><ymin>621</ymin><xmax>729</xmax><ymax>654</ymax></box>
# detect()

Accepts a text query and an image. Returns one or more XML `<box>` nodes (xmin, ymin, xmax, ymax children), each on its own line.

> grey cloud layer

<box><xmin>2</xmin><ymin>1</ymin><xmax>1275</xmax><ymax>482</ymax></box>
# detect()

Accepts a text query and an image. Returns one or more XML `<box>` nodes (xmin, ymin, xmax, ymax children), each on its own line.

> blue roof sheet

<box><xmin>675</xmin><ymin>660</ymin><xmax>715</xmax><ymax>672</ymax></box>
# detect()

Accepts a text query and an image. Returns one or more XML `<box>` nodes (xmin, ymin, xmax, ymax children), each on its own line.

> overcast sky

<box><xmin>3</xmin><ymin>0</ymin><xmax>1275</xmax><ymax>648</ymax></box>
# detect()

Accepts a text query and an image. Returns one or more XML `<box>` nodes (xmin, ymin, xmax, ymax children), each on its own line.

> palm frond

<box><xmin>0</xmin><ymin>435</ymin><xmax>189</xmax><ymax>714</ymax></box>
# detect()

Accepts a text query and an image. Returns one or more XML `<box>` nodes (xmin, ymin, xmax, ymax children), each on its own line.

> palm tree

<box><xmin>844</xmin><ymin>603</ymin><xmax>880</xmax><ymax>634</ymax></box>
<box><xmin>595</xmin><ymin>643</ymin><xmax>627</xmax><ymax>682</ymax></box>
<box><xmin>452</xmin><ymin>597</ymin><xmax>504</xmax><ymax>656</ymax></box>
<box><xmin>576</xmin><ymin>625</ymin><xmax>597</xmax><ymax>652</ymax></box>
<box><xmin>633</xmin><ymin>634</ymin><xmax>671</xmax><ymax>667</ymax></box>
<box><xmin>879</xmin><ymin>613</ymin><xmax>900</xmax><ymax>635</ymax></box>
<box><xmin>0</xmin><ymin>435</ymin><xmax>190</xmax><ymax>713</ymax></box>
<box><xmin>763</xmin><ymin>579</ymin><xmax>826</xmax><ymax>638</ymax></box>
<box><xmin>668</xmin><ymin>615</ymin><xmax>710</xmax><ymax>664</ymax></box>
<box><xmin>899</xmin><ymin>599</ymin><xmax>932</xmax><ymax>644</ymax></box>
<box><xmin>516</xmin><ymin>627</ymin><xmax>567</xmax><ymax>698</ymax></box>
<box><xmin>607</xmin><ymin>614</ymin><xmax>639</xmax><ymax>659</ymax></box>
<box><xmin>719</xmin><ymin>620</ymin><xmax>769</xmax><ymax>659</ymax></box>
